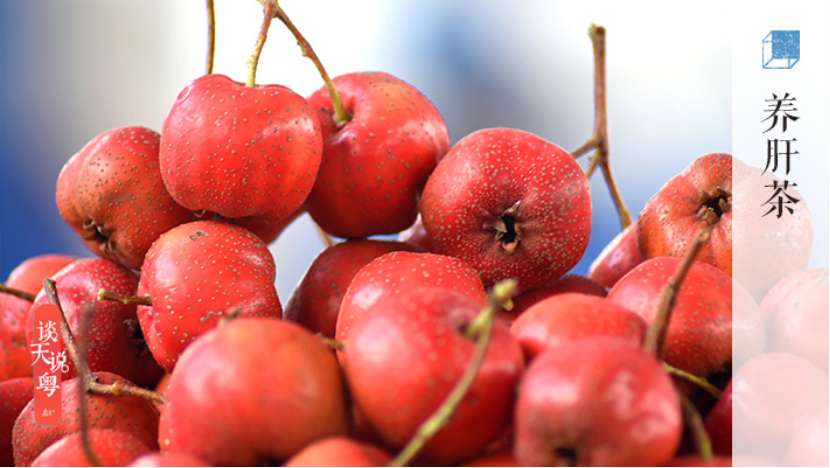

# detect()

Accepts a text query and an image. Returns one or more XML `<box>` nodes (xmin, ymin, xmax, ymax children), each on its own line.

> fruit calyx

<box><xmin>81</xmin><ymin>219</ymin><xmax>113</xmax><ymax>255</ymax></box>
<box><xmin>487</xmin><ymin>201</ymin><xmax>522</xmax><ymax>254</ymax></box>
<box><xmin>697</xmin><ymin>187</ymin><xmax>730</xmax><ymax>226</ymax></box>
<box><xmin>554</xmin><ymin>446</ymin><xmax>578</xmax><ymax>467</ymax></box>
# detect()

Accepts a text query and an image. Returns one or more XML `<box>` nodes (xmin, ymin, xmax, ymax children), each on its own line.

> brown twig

<box><xmin>87</xmin><ymin>380</ymin><xmax>165</xmax><ymax>406</ymax></box>
<box><xmin>246</xmin><ymin>0</ymin><xmax>277</xmax><ymax>87</ymax></box>
<box><xmin>0</xmin><ymin>283</ymin><xmax>36</xmax><ymax>302</ymax></box>
<box><xmin>663</xmin><ymin>362</ymin><xmax>723</xmax><ymax>399</ymax></box>
<box><xmin>272</xmin><ymin>4</ymin><xmax>349</xmax><ymax>126</ymax></box>
<box><xmin>44</xmin><ymin>279</ymin><xmax>94</xmax><ymax>389</ymax></box>
<box><xmin>77</xmin><ymin>303</ymin><xmax>102</xmax><ymax>467</ymax></box>
<box><xmin>389</xmin><ymin>280</ymin><xmax>518</xmax><ymax>467</ymax></box>
<box><xmin>97</xmin><ymin>288</ymin><xmax>152</xmax><ymax>307</ymax></box>
<box><xmin>679</xmin><ymin>392</ymin><xmax>714</xmax><ymax>461</ymax></box>
<box><xmin>572</xmin><ymin>25</ymin><xmax>632</xmax><ymax>230</ymax></box>
<box><xmin>206</xmin><ymin>0</ymin><xmax>216</xmax><ymax>75</ymax></box>
<box><xmin>643</xmin><ymin>227</ymin><xmax>712</xmax><ymax>358</ymax></box>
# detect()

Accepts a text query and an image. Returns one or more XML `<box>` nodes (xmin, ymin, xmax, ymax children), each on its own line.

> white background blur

<box><xmin>0</xmin><ymin>0</ymin><xmax>796</xmax><ymax>300</ymax></box>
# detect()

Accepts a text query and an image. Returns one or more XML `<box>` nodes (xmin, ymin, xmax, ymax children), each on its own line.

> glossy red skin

<box><xmin>137</xmin><ymin>220</ymin><xmax>281</xmax><ymax>373</ymax></box>
<box><xmin>127</xmin><ymin>452</ymin><xmax>209</xmax><ymax>467</ymax></box>
<box><xmin>461</xmin><ymin>448</ymin><xmax>518</xmax><ymax>467</ymax></box>
<box><xmin>762</xmin><ymin>268</ymin><xmax>828</xmax><ymax>371</ymax></box>
<box><xmin>0</xmin><ymin>254</ymin><xmax>76</xmax><ymax>380</ymax></box>
<box><xmin>0</xmin><ymin>378</ymin><xmax>33</xmax><ymax>466</ymax></box>
<box><xmin>27</xmin><ymin>258</ymin><xmax>163</xmax><ymax>387</ymax></box>
<box><xmin>342</xmin><ymin>287</ymin><xmax>524</xmax><ymax>463</ymax></box>
<box><xmin>336</xmin><ymin>251</ymin><xmax>487</xmax><ymax>344</ymax></box>
<box><xmin>588</xmin><ymin>221</ymin><xmax>643</xmax><ymax>289</ymax></box>
<box><xmin>510</xmin><ymin>293</ymin><xmax>646</xmax><ymax>361</ymax></box>
<box><xmin>732</xmin><ymin>158</ymin><xmax>814</xmax><ymax>301</ymax></box>
<box><xmin>30</xmin><ymin>429</ymin><xmax>151</xmax><ymax>467</ymax></box>
<box><xmin>284</xmin><ymin>239</ymin><xmax>421</xmax><ymax>338</ymax></box>
<box><xmin>160</xmin><ymin>74</ymin><xmax>322</xmax><ymax>223</ymax></box>
<box><xmin>283</xmin><ymin>437</ymin><xmax>392</xmax><ymax>467</ymax></box>
<box><xmin>305</xmin><ymin>72</ymin><xmax>451</xmax><ymax>238</ymax></box>
<box><xmin>514</xmin><ymin>339</ymin><xmax>682</xmax><ymax>467</ymax></box>
<box><xmin>56</xmin><ymin>127</ymin><xmax>192</xmax><ymax>270</ymax></box>
<box><xmin>638</xmin><ymin>153</ymin><xmax>732</xmax><ymax>276</ymax></box>
<box><xmin>420</xmin><ymin>128</ymin><xmax>591</xmax><ymax>294</ymax></box>
<box><xmin>732</xmin><ymin>353</ymin><xmax>828</xmax><ymax>458</ymax></box>
<box><xmin>506</xmin><ymin>274</ymin><xmax>608</xmax><ymax>320</ymax></box>
<box><xmin>12</xmin><ymin>372</ymin><xmax>160</xmax><ymax>467</ymax></box>
<box><xmin>785</xmin><ymin>404</ymin><xmax>829</xmax><ymax>467</ymax></box>
<box><xmin>159</xmin><ymin>318</ymin><xmax>349</xmax><ymax>465</ymax></box>
<box><xmin>704</xmin><ymin>380</ymin><xmax>732</xmax><ymax>456</ymax></box>
<box><xmin>607</xmin><ymin>257</ymin><xmax>733</xmax><ymax>377</ymax></box>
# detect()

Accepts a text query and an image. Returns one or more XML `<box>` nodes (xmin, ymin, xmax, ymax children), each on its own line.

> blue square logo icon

<box><xmin>763</xmin><ymin>31</ymin><xmax>800</xmax><ymax>69</ymax></box>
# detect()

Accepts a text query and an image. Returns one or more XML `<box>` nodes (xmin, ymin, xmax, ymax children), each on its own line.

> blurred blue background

<box><xmin>1</xmin><ymin>1</ymin><xmax>734</xmax><ymax>299</ymax></box>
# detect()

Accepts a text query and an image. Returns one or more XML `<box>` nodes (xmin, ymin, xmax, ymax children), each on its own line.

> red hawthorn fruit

<box><xmin>607</xmin><ymin>257</ymin><xmax>735</xmax><ymax>378</ymax></box>
<box><xmin>158</xmin><ymin>318</ymin><xmax>349</xmax><ymax>466</ymax></box>
<box><xmin>0</xmin><ymin>254</ymin><xmax>76</xmax><ymax>380</ymax></box>
<box><xmin>761</xmin><ymin>268</ymin><xmax>828</xmax><ymax>372</ymax></box>
<box><xmin>284</xmin><ymin>239</ymin><xmax>422</xmax><ymax>338</ymax></box>
<box><xmin>705</xmin><ymin>380</ymin><xmax>732</xmax><ymax>456</ymax></box>
<box><xmin>12</xmin><ymin>372</ymin><xmax>160</xmax><ymax>467</ymax></box>
<box><xmin>732</xmin><ymin>157</ymin><xmax>814</xmax><ymax>301</ymax></box>
<box><xmin>283</xmin><ymin>437</ymin><xmax>392</xmax><ymax>467</ymax></box>
<box><xmin>784</xmin><ymin>404</ymin><xmax>829</xmax><ymax>467</ymax></box>
<box><xmin>127</xmin><ymin>452</ymin><xmax>208</xmax><ymax>467</ymax></box>
<box><xmin>588</xmin><ymin>221</ymin><xmax>643</xmax><ymax>289</ymax></box>
<box><xmin>513</xmin><ymin>339</ymin><xmax>682</xmax><ymax>467</ymax></box>
<box><xmin>27</xmin><ymin>258</ymin><xmax>163</xmax><ymax>387</ymax></box>
<box><xmin>56</xmin><ymin>127</ymin><xmax>191</xmax><ymax>270</ymax></box>
<box><xmin>341</xmin><ymin>287</ymin><xmax>523</xmax><ymax>463</ymax></box>
<box><xmin>305</xmin><ymin>71</ymin><xmax>451</xmax><ymax>238</ymax></box>
<box><xmin>137</xmin><ymin>220</ymin><xmax>281</xmax><ymax>373</ymax></box>
<box><xmin>336</xmin><ymin>251</ymin><xmax>488</xmax><ymax>344</ymax></box>
<box><xmin>510</xmin><ymin>293</ymin><xmax>646</xmax><ymax>361</ymax></box>
<box><xmin>159</xmin><ymin>74</ymin><xmax>322</xmax><ymax>224</ymax></box>
<box><xmin>30</xmin><ymin>429</ymin><xmax>151</xmax><ymax>467</ymax></box>
<box><xmin>506</xmin><ymin>274</ymin><xmax>607</xmax><ymax>321</ymax></box>
<box><xmin>398</xmin><ymin>215</ymin><xmax>439</xmax><ymax>253</ymax></box>
<box><xmin>0</xmin><ymin>377</ymin><xmax>33</xmax><ymax>466</ymax></box>
<box><xmin>419</xmin><ymin>127</ymin><xmax>591</xmax><ymax>294</ymax></box>
<box><xmin>731</xmin><ymin>353</ymin><xmax>828</xmax><ymax>459</ymax></box>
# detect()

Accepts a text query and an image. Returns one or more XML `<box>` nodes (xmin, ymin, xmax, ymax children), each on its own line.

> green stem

<box><xmin>663</xmin><ymin>363</ymin><xmax>723</xmax><ymax>399</ymax></box>
<box><xmin>246</xmin><ymin>0</ymin><xmax>277</xmax><ymax>87</ymax></box>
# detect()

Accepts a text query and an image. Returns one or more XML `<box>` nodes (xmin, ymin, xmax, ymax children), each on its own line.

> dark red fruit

<box><xmin>159</xmin><ymin>318</ymin><xmax>349</xmax><ymax>465</ymax></box>
<box><xmin>513</xmin><ymin>339</ymin><xmax>682</xmax><ymax>467</ymax></box>
<box><xmin>305</xmin><ymin>72</ymin><xmax>451</xmax><ymax>238</ymax></box>
<box><xmin>510</xmin><ymin>293</ymin><xmax>646</xmax><ymax>361</ymax></box>
<box><xmin>27</xmin><ymin>258</ymin><xmax>163</xmax><ymax>387</ymax></box>
<box><xmin>12</xmin><ymin>372</ymin><xmax>159</xmax><ymax>467</ymax></box>
<box><xmin>1</xmin><ymin>254</ymin><xmax>76</xmax><ymax>380</ymax></box>
<box><xmin>56</xmin><ymin>127</ymin><xmax>192</xmax><ymax>270</ymax></box>
<box><xmin>420</xmin><ymin>128</ymin><xmax>591</xmax><ymax>293</ymax></box>
<box><xmin>137</xmin><ymin>220</ymin><xmax>281</xmax><ymax>372</ymax></box>
<box><xmin>283</xmin><ymin>437</ymin><xmax>392</xmax><ymax>467</ymax></box>
<box><xmin>284</xmin><ymin>239</ymin><xmax>421</xmax><ymax>338</ymax></box>
<box><xmin>160</xmin><ymin>74</ymin><xmax>322</xmax><ymax>224</ymax></box>
<box><xmin>0</xmin><ymin>377</ymin><xmax>33</xmax><ymax>466</ymax></box>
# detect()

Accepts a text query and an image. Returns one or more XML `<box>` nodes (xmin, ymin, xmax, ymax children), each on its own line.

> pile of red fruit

<box><xmin>1</xmin><ymin>3</ymin><xmax>827</xmax><ymax>467</ymax></box>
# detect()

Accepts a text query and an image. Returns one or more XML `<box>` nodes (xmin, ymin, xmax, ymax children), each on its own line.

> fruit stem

<box><xmin>679</xmin><ymin>392</ymin><xmax>714</xmax><ymax>461</ymax></box>
<box><xmin>271</xmin><ymin>4</ymin><xmax>350</xmax><ymax>126</ymax></box>
<box><xmin>663</xmin><ymin>362</ymin><xmax>723</xmax><ymax>399</ymax></box>
<box><xmin>571</xmin><ymin>24</ymin><xmax>633</xmax><ymax>230</ymax></box>
<box><xmin>77</xmin><ymin>303</ymin><xmax>103</xmax><ymax>468</ymax></box>
<box><xmin>0</xmin><ymin>283</ymin><xmax>36</xmax><ymax>302</ymax></box>
<box><xmin>390</xmin><ymin>280</ymin><xmax>517</xmax><ymax>467</ymax></box>
<box><xmin>643</xmin><ymin>227</ymin><xmax>712</xmax><ymax>358</ymax></box>
<box><xmin>313</xmin><ymin>221</ymin><xmax>335</xmax><ymax>248</ymax></box>
<box><xmin>44</xmin><ymin>278</ymin><xmax>95</xmax><ymax>390</ymax></box>
<box><xmin>246</xmin><ymin>0</ymin><xmax>277</xmax><ymax>88</ymax></box>
<box><xmin>206</xmin><ymin>0</ymin><xmax>216</xmax><ymax>75</ymax></box>
<box><xmin>97</xmin><ymin>288</ymin><xmax>152</xmax><ymax>307</ymax></box>
<box><xmin>87</xmin><ymin>379</ymin><xmax>165</xmax><ymax>406</ymax></box>
<box><xmin>318</xmin><ymin>334</ymin><xmax>345</xmax><ymax>351</ymax></box>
